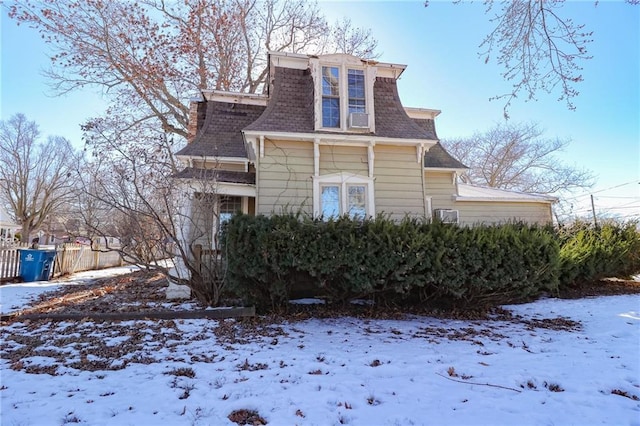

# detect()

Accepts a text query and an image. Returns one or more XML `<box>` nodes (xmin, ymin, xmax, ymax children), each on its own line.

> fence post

<box><xmin>60</xmin><ymin>244</ymin><xmax>68</xmax><ymax>275</ymax></box>
<box><xmin>93</xmin><ymin>247</ymin><xmax>100</xmax><ymax>270</ymax></box>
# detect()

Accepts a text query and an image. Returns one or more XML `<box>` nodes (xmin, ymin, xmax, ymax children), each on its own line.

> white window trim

<box><xmin>312</xmin><ymin>172</ymin><xmax>375</xmax><ymax>218</ymax></box>
<box><xmin>311</xmin><ymin>56</ymin><xmax>376</xmax><ymax>133</ymax></box>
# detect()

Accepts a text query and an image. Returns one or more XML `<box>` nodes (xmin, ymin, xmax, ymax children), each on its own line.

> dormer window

<box><xmin>348</xmin><ymin>69</ymin><xmax>365</xmax><ymax>114</ymax></box>
<box><xmin>320</xmin><ymin>66</ymin><xmax>367</xmax><ymax>129</ymax></box>
<box><xmin>322</xmin><ymin>66</ymin><xmax>340</xmax><ymax>127</ymax></box>
<box><xmin>313</xmin><ymin>55</ymin><xmax>376</xmax><ymax>132</ymax></box>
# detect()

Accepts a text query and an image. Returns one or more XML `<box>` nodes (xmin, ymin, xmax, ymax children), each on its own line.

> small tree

<box><xmin>78</xmin><ymin>115</ymin><xmax>231</xmax><ymax>306</ymax></box>
<box><xmin>0</xmin><ymin>113</ymin><xmax>79</xmax><ymax>242</ymax></box>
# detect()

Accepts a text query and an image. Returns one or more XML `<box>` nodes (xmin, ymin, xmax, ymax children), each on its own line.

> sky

<box><xmin>1</xmin><ymin>267</ymin><xmax>639</xmax><ymax>425</ymax></box>
<box><xmin>0</xmin><ymin>1</ymin><xmax>638</xmax><ymax>220</ymax></box>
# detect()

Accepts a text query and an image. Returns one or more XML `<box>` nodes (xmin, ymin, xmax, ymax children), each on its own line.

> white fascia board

<box><xmin>269</xmin><ymin>51</ymin><xmax>309</xmax><ymax>69</ymax></box>
<box><xmin>242</xmin><ymin>130</ymin><xmax>438</xmax><ymax>147</ymax></box>
<box><xmin>454</xmin><ymin>195</ymin><xmax>557</xmax><ymax>204</ymax></box>
<box><xmin>201</xmin><ymin>90</ymin><xmax>268</xmax><ymax>106</ymax></box>
<box><xmin>180</xmin><ymin>179</ymin><xmax>256</xmax><ymax>197</ymax></box>
<box><xmin>405</xmin><ymin>107</ymin><xmax>442</xmax><ymax>119</ymax></box>
<box><xmin>424</xmin><ymin>167</ymin><xmax>468</xmax><ymax>173</ymax></box>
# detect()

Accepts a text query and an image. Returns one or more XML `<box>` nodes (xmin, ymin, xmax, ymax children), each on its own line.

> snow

<box><xmin>0</xmin><ymin>265</ymin><xmax>139</xmax><ymax>314</ymax></box>
<box><xmin>1</xmin><ymin>268</ymin><xmax>639</xmax><ymax>426</ymax></box>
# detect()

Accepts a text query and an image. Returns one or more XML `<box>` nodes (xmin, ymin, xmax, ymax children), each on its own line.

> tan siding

<box><xmin>257</xmin><ymin>139</ymin><xmax>313</xmax><ymax>215</ymax></box>
<box><xmin>456</xmin><ymin>202</ymin><xmax>552</xmax><ymax>226</ymax></box>
<box><xmin>374</xmin><ymin>145</ymin><xmax>424</xmax><ymax>220</ymax></box>
<box><xmin>319</xmin><ymin>145</ymin><xmax>368</xmax><ymax>175</ymax></box>
<box><xmin>425</xmin><ymin>171</ymin><xmax>456</xmax><ymax>211</ymax></box>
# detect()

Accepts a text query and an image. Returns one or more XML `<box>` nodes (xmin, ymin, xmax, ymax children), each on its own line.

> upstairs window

<box><xmin>348</xmin><ymin>69</ymin><xmax>365</xmax><ymax>114</ymax></box>
<box><xmin>322</xmin><ymin>66</ymin><xmax>340</xmax><ymax>127</ymax></box>
<box><xmin>318</xmin><ymin>62</ymin><xmax>371</xmax><ymax>131</ymax></box>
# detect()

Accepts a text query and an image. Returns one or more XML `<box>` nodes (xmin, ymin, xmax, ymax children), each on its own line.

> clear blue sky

<box><xmin>1</xmin><ymin>1</ymin><xmax>638</xmax><ymax>219</ymax></box>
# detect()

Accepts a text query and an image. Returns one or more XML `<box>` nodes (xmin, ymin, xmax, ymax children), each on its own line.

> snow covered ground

<box><xmin>1</xmin><ymin>269</ymin><xmax>639</xmax><ymax>426</ymax></box>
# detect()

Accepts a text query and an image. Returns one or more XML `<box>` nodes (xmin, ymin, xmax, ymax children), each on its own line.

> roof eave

<box><xmin>242</xmin><ymin>130</ymin><xmax>437</xmax><ymax>146</ymax></box>
<box><xmin>453</xmin><ymin>195</ymin><xmax>558</xmax><ymax>204</ymax></box>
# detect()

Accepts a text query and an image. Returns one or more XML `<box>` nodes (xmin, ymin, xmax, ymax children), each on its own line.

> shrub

<box><xmin>558</xmin><ymin>220</ymin><xmax>640</xmax><ymax>287</ymax></box>
<box><xmin>222</xmin><ymin>214</ymin><xmax>561</xmax><ymax>310</ymax></box>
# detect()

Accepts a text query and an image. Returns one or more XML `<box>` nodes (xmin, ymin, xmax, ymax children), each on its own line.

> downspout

<box><xmin>420</xmin><ymin>144</ymin><xmax>429</xmax><ymax>218</ymax></box>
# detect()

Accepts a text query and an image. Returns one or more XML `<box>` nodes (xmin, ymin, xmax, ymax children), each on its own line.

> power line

<box><xmin>563</xmin><ymin>180</ymin><xmax>640</xmax><ymax>201</ymax></box>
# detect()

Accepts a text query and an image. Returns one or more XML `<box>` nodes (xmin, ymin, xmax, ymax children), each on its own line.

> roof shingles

<box><xmin>176</xmin><ymin>101</ymin><xmax>265</xmax><ymax>158</ymax></box>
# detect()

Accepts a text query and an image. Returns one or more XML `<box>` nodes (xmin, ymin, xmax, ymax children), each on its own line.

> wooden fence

<box><xmin>0</xmin><ymin>242</ymin><xmax>28</xmax><ymax>282</ymax></box>
<box><xmin>0</xmin><ymin>243</ymin><xmax>125</xmax><ymax>283</ymax></box>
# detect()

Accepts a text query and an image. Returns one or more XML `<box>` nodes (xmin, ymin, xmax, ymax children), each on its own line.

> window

<box><xmin>192</xmin><ymin>194</ymin><xmax>243</xmax><ymax>247</ymax></box>
<box><xmin>314</xmin><ymin>173</ymin><xmax>374</xmax><ymax>219</ymax></box>
<box><xmin>321</xmin><ymin>185</ymin><xmax>340</xmax><ymax>217</ymax></box>
<box><xmin>322</xmin><ymin>66</ymin><xmax>340</xmax><ymax>127</ymax></box>
<box><xmin>219</xmin><ymin>196</ymin><xmax>242</xmax><ymax>227</ymax></box>
<box><xmin>319</xmin><ymin>64</ymin><xmax>369</xmax><ymax>130</ymax></box>
<box><xmin>347</xmin><ymin>69</ymin><xmax>365</xmax><ymax>114</ymax></box>
<box><xmin>347</xmin><ymin>185</ymin><xmax>366</xmax><ymax>217</ymax></box>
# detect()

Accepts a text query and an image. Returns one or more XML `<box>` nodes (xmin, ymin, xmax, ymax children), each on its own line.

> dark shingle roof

<box><xmin>245</xmin><ymin>67</ymin><xmax>437</xmax><ymax>141</ymax></box>
<box><xmin>176</xmin><ymin>101</ymin><xmax>265</xmax><ymax>158</ymax></box>
<box><xmin>411</xmin><ymin>117</ymin><xmax>468</xmax><ymax>169</ymax></box>
<box><xmin>243</xmin><ymin>67</ymin><xmax>315</xmax><ymax>133</ymax></box>
<box><xmin>173</xmin><ymin>168</ymin><xmax>256</xmax><ymax>184</ymax></box>
<box><xmin>423</xmin><ymin>143</ymin><xmax>468</xmax><ymax>169</ymax></box>
<box><xmin>373</xmin><ymin>78</ymin><xmax>437</xmax><ymax>140</ymax></box>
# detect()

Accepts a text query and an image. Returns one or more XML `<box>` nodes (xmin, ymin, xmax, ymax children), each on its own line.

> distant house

<box><xmin>0</xmin><ymin>206</ymin><xmax>20</xmax><ymax>244</ymax></box>
<box><xmin>174</xmin><ymin>52</ymin><xmax>556</xmax><ymax>248</ymax></box>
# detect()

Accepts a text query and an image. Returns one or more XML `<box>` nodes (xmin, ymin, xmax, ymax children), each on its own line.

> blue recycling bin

<box><xmin>18</xmin><ymin>249</ymin><xmax>57</xmax><ymax>282</ymax></box>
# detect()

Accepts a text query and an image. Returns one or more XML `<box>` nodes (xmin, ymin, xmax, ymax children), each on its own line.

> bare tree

<box><xmin>78</xmin><ymin>117</ymin><xmax>232</xmax><ymax>306</ymax></box>
<box><xmin>7</xmin><ymin>0</ymin><xmax>380</xmax><ymax>303</ymax></box>
<box><xmin>426</xmin><ymin>0</ymin><xmax>638</xmax><ymax>118</ymax></box>
<box><xmin>441</xmin><ymin>122</ymin><xmax>594</xmax><ymax>196</ymax></box>
<box><xmin>0</xmin><ymin>114</ymin><xmax>79</xmax><ymax>242</ymax></box>
<box><xmin>9</xmin><ymin>0</ymin><xmax>380</xmax><ymax>137</ymax></box>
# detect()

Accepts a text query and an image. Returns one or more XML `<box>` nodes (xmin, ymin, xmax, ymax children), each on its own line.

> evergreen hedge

<box><xmin>557</xmin><ymin>220</ymin><xmax>640</xmax><ymax>287</ymax></box>
<box><xmin>222</xmin><ymin>214</ymin><xmax>563</xmax><ymax>309</ymax></box>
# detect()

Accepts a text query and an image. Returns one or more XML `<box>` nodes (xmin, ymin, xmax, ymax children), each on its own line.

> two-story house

<box><xmin>174</xmin><ymin>52</ymin><xmax>556</xmax><ymax>250</ymax></box>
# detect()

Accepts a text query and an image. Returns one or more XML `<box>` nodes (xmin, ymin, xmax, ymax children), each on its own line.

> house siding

<box><xmin>374</xmin><ymin>145</ymin><xmax>425</xmax><ymax>220</ymax></box>
<box><xmin>425</xmin><ymin>171</ymin><xmax>456</xmax><ymax>211</ymax></box>
<box><xmin>457</xmin><ymin>202</ymin><xmax>552</xmax><ymax>226</ymax></box>
<box><xmin>319</xmin><ymin>145</ymin><xmax>368</xmax><ymax>175</ymax></box>
<box><xmin>257</xmin><ymin>139</ymin><xmax>313</xmax><ymax>215</ymax></box>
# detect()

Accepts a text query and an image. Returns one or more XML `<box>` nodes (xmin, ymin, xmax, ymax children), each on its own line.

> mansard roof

<box><xmin>422</xmin><ymin>142</ymin><xmax>468</xmax><ymax>169</ymax></box>
<box><xmin>410</xmin><ymin>117</ymin><xmax>467</xmax><ymax>170</ymax></box>
<box><xmin>243</xmin><ymin>67</ymin><xmax>315</xmax><ymax>134</ymax></box>
<box><xmin>372</xmin><ymin>78</ymin><xmax>437</xmax><ymax>140</ymax></box>
<box><xmin>176</xmin><ymin>101</ymin><xmax>265</xmax><ymax>158</ymax></box>
<box><xmin>244</xmin><ymin>66</ymin><xmax>437</xmax><ymax>140</ymax></box>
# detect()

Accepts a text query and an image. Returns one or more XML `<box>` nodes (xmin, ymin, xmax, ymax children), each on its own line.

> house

<box><xmin>0</xmin><ymin>205</ymin><xmax>20</xmax><ymax>245</ymax></box>
<box><xmin>174</xmin><ymin>52</ymin><xmax>556</xmax><ymax>248</ymax></box>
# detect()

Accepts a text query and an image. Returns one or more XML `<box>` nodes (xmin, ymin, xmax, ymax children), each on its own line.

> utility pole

<box><xmin>590</xmin><ymin>194</ymin><xmax>599</xmax><ymax>228</ymax></box>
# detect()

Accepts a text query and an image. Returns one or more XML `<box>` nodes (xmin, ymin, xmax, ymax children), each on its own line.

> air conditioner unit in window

<box><xmin>435</xmin><ymin>209</ymin><xmax>459</xmax><ymax>224</ymax></box>
<box><xmin>349</xmin><ymin>112</ymin><xmax>369</xmax><ymax>129</ymax></box>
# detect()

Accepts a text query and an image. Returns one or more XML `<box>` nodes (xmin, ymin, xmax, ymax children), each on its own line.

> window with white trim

<box><xmin>318</xmin><ymin>63</ymin><xmax>370</xmax><ymax>130</ymax></box>
<box><xmin>322</xmin><ymin>66</ymin><xmax>340</xmax><ymax>128</ymax></box>
<box><xmin>314</xmin><ymin>173</ymin><xmax>374</xmax><ymax>219</ymax></box>
<box><xmin>347</xmin><ymin>69</ymin><xmax>365</xmax><ymax>114</ymax></box>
